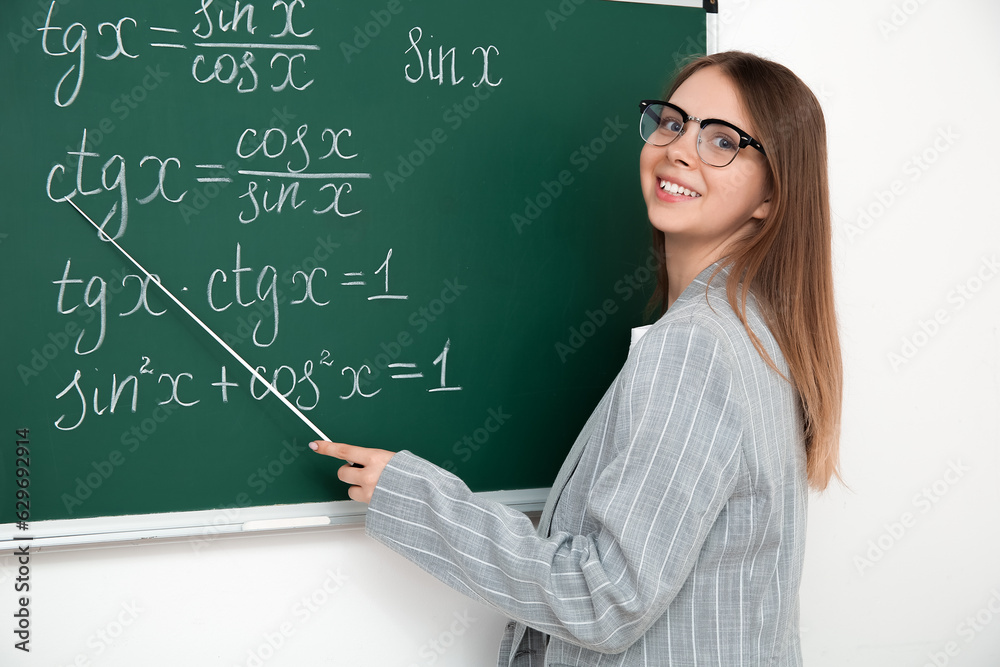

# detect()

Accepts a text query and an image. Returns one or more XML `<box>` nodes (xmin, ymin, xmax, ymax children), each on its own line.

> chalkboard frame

<box><xmin>5</xmin><ymin>488</ymin><xmax>550</xmax><ymax>549</ymax></box>
<box><xmin>0</xmin><ymin>0</ymin><xmax>711</xmax><ymax>549</ymax></box>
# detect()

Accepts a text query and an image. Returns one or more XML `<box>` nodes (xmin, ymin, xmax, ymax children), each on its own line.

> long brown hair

<box><xmin>647</xmin><ymin>51</ymin><xmax>842</xmax><ymax>491</ymax></box>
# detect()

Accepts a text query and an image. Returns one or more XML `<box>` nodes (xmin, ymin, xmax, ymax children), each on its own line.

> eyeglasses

<box><xmin>638</xmin><ymin>100</ymin><xmax>766</xmax><ymax>168</ymax></box>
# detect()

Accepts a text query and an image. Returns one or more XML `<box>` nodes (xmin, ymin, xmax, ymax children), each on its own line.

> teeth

<box><xmin>659</xmin><ymin>179</ymin><xmax>701</xmax><ymax>197</ymax></box>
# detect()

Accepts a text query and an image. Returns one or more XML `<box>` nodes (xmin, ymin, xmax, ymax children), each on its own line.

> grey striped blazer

<box><xmin>366</xmin><ymin>261</ymin><xmax>808</xmax><ymax>666</ymax></box>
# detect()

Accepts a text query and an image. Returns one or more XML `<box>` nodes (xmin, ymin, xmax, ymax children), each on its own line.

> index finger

<box><xmin>309</xmin><ymin>440</ymin><xmax>368</xmax><ymax>465</ymax></box>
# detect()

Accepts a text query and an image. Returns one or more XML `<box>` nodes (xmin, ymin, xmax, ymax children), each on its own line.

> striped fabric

<box><xmin>365</xmin><ymin>261</ymin><xmax>807</xmax><ymax>666</ymax></box>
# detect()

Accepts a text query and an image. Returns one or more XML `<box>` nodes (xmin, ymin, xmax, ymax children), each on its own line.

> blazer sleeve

<box><xmin>364</xmin><ymin>320</ymin><xmax>746</xmax><ymax>654</ymax></box>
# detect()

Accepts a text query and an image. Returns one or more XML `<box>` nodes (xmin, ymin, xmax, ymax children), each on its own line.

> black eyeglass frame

<box><xmin>638</xmin><ymin>99</ymin><xmax>766</xmax><ymax>166</ymax></box>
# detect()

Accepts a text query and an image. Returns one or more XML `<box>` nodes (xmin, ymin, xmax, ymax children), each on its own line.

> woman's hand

<box><xmin>309</xmin><ymin>441</ymin><xmax>396</xmax><ymax>504</ymax></box>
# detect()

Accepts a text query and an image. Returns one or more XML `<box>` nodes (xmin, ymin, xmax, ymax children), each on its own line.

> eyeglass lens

<box><xmin>639</xmin><ymin>103</ymin><xmax>742</xmax><ymax>167</ymax></box>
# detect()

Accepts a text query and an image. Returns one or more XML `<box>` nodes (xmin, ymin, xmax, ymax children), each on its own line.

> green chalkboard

<box><xmin>0</xmin><ymin>0</ymin><xmax>705</xmax><ymax>526</ymax></box>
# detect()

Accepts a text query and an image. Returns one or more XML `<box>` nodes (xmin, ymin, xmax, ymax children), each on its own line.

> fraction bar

<box><xmin>237</xmin><ymin>170</ymin><xmax>371</xmax><ymax>179</ymax></box>
<box><xmin>194</xmin><ymin>42</ymin><xmax>320</xmax><ymax>50</ymax></box>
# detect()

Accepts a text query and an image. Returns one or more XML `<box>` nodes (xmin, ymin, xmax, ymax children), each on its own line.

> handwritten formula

<box><xmin>25</xmin><ymin>0</ymin><xmax>506</xmax><ymax>434</ymax></box>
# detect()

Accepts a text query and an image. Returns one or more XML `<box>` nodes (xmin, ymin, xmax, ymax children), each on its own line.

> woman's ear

<box><xmin>753</xmin><ymin>178</ymin><xmax>774</xmax><ymax>219</ymax></box>
<box><xmin>751</xmin><ymin>195</ymin><xmax>771</xmax><ymax>221</ymax></box>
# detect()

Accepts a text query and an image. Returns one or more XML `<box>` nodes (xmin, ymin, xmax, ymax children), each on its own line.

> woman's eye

<box><xmin>710</xmin><ymin>133</ymin><xmax>737</xmax><ymax>151</ymax></box>
<box><xmin>661</xmin><ymin>117</ymin><xmax>683</xmax><ymax>133</ymax></box>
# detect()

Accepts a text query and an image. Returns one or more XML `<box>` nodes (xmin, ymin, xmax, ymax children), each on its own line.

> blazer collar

<box><xmin>666</xmin><ymin>260</ymin><xmax>731</xmax><ymax>312</ymax></box>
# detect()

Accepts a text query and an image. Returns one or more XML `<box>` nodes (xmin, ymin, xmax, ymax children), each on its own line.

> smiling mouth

<box><xmin>658</xmin><ymin>178</ymin><xmax>701</xmax><ymax>198</ymax></box>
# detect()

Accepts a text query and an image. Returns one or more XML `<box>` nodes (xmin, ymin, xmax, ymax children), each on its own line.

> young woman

<box><xmin>309</xmin><ymin>51</ymin><xmax>842</xmax><ymax>666</ymax></box>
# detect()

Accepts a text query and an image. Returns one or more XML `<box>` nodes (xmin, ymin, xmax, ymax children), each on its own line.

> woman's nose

<box><xmin>665</xmin><ymin>122</ymin><xmax>699</xmax><ymax>166</ymax></box>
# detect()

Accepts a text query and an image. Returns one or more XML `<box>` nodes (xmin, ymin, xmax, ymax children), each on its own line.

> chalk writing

<box><xmin>52</xmin><ymin>243</ymin><xmax>414</xmax><ymax>356</ymax></box>
<box><xmin>404</xmin><ymin>26</ymin><xmax>502</xmax><ymax>88</ymax></box>
<box><xmin>46</xmin><ymin>122</ymin><xmax>369</xmax><ymax>235</ymax></box>
<box><xmin>51</xmin><ymin>340</ymin><xmax>459</xmax><ymax>430</ymax></box>
<box><xmin>26</xmin><ymin>1</ymin><xmax>495</xmax><ymax>442</ymax></box>
<box><xmin>40</xmin><ymin>0</ymin><xmax>320</xmax><ymax>105</ymax></box>
<box><xmin>38</xmin><ymin>2</ymin><xmax>139</xmax><ymax>107</ymax></box>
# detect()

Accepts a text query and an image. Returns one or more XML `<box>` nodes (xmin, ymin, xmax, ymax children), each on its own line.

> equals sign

<box><xmin>342</xmin><ymin>271</ymin><xmax>364</xmax><ymax>286</ymax></box>
<box><xmin>150</xmin><ymin>26</ymin><xmax>186</xmax><ymax>49</ymax></box>
<box><xmin>195</xmin><ymin>164</ymin><xmax>232</xmax><ymax>183</ymax></box>
<box><xmin>389</xmin><ymin>363</ymin><xmax>422</xmax><ymax>380</ymax></box>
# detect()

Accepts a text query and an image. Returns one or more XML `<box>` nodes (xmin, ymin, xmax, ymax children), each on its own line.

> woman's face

<box><xmin>639</xmin><ymin>66</ymin><xmax>772</xmax><ymax>256</ymax></box>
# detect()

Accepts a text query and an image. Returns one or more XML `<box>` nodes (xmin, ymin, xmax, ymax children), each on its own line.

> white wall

<box><xmin>719</xmin><ymin>0</ymin><xmax>1000</xmax><ymax>665</ymax></box>
<box><xmin>4</xmin><ymin>1</ymin><xmax>999</xmax><ymax>665</ymax></box>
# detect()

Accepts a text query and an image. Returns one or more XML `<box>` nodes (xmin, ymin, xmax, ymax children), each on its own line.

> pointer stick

<box><xmin>65</xmin><ymin>199</ymin><xmax>334</xmax><ymax>445</ymax></box>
